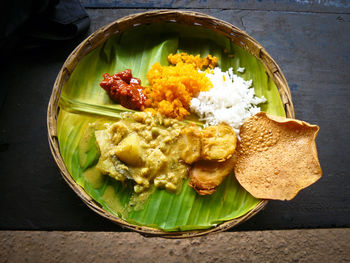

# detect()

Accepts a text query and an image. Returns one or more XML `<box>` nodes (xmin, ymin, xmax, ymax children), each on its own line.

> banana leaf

<box><xmin>57</xmin><ymin>23</ymin><xmax>285</xmax><ymax>231</ymax></box>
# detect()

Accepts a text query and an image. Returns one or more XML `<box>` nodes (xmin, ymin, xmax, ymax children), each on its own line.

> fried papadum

<box><xmin>189</xmin><ymin>157</ymin><xmax>236</xmax><ymax>195</ymax></box>
<box><xmin>234</xmin><ymin>112</ymin><xmax>322</xmax><ymax>200</ymax></box>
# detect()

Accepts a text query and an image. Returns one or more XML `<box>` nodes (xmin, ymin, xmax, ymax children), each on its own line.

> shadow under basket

<box><xmin>47</xmin><ymin>10</ymin><xmax>294</xmax><ymax>238</ymax></box>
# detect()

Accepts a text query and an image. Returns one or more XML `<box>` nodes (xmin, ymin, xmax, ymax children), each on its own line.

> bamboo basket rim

<box><xmin>47</xmin><ymin>10</ymin><xmax>294</xmax><ymax>239</ymax></box>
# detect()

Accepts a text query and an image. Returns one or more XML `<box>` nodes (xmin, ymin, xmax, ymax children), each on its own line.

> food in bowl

<box><xmin>54</xmin><ymin>20</ymin><xmax>321</xmax><ymax>232</ymax></box>
<box><xmin>94</xmin><ymin>52</ymin><xmax>266</xmax><ymax>196</ymax></box>
<box><xmin>94</xmin><ymin>53</ymin><xmax>321</xmax><ymax>201</ymax></box>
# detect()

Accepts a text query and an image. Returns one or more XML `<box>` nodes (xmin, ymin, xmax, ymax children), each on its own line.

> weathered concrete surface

<box><xmin>1</xmin><ymin>229</ymin><xmax>349</xmax><ymax>262</ymax></box>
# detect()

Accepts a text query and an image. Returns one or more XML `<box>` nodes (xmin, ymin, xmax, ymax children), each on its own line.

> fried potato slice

<box><xmin>178</xmin><ymin>125</ymin><xmax>202</xmax><ymax>164</ymax></box>
<box><xmin>234</xmin><ymin>112</ymin><xmax>322</xmax><ymax>200</ymax></box>
<box><xmin>189</xmin><ymin>157</ymin><xmax>236</xmax><ymax>195</ymax></box>
<box><xmin>201</xmin><ymin>123</ymin><xmax>237</xmax><ymax>162</ymax></box>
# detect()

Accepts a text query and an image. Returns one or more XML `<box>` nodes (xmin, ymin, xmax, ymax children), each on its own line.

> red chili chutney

<box><xmin>100</xmin><ymin>69</ymin><xmax>147</xmax><ymax>110</ymax></box>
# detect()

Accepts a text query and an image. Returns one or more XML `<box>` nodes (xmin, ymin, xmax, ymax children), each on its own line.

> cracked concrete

<box><xmin>1</xmin><ymin>229</ymin><xmax>349</xmax><ymax>262</ymax></box>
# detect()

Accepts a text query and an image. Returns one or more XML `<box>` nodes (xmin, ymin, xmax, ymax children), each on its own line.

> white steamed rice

<box><xmin>190</xmin><ymin>67</ymin><xmax>266</xmax><ymax>135</ymax></box>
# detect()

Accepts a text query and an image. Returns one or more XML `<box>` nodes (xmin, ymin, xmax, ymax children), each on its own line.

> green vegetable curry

<box><xmin>95</xmin><ymin>112</ymin><xmax>188</xmax><ymax>194</ymax></box>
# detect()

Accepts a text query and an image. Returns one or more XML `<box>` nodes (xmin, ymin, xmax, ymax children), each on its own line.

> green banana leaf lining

<box><xmin>57</xmin><ymin>23</ymin><xmax>285</xmax><ymax>231</ymax></box>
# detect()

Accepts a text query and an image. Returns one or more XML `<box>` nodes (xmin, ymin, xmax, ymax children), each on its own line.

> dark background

<box><xmin>1</xmin><ymin>0</ymin><xmax>349</xmax><ymax>231</ymax></box>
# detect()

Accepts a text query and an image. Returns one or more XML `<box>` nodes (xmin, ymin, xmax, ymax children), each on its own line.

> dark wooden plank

<box><xmin>0</xmin><ymin>7</ymin><xmax>349</xmax><ymax>231</ymax></box>
<box><xmin>0</xmin><ymin>39</ymin><xmax>123</xmax><ymax>231</ymax></box>
<box><xmin>81</xmin><ymin>0</ymin><xmax>350</xmax><ymax>13</ymax></box>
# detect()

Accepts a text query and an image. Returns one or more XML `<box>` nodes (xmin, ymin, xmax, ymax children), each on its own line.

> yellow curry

<box><xmin>95</xmin><ymin>112</ymin><xmax>188</xmax><ymax>194</ymax></box>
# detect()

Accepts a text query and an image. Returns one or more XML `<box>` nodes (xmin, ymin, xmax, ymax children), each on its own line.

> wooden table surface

<box><xmin>1</xmin><ymin>0</ymin><xmax>349</xmax><ymax>231</ymax></box>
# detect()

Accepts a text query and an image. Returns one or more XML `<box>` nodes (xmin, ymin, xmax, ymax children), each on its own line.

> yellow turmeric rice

<box><xmin>144</xmin><ymin>61</ymin><xmax>213</xmax><ymax>119</ymax></box>
<box><xmin>144</xmin><ymin>53</ymin><xmax>217</xmax><ymax>120</ymax></box>
<box><xmin>168</xmin><ymin>53</ymin><xmax>218</xmax><ymax>69</ymax></box>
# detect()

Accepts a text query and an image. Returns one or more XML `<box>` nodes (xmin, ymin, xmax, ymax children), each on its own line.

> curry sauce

<box><xmin>95</xmin><ymin>112</ymin><xmax>188</xmax><ymax>194</ymax></box>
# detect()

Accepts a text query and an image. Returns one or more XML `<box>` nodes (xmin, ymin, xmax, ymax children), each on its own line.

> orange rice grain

<box><xmin>144</xmin><ymin>62</ymin><xmax>212</xmax><ymax>120</ymax></box>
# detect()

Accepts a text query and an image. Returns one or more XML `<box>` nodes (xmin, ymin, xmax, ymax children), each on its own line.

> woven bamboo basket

<box><xmin>47</xmin><ymin>10</ymin><xmax>294</xmax><ymax>238</ymax></box>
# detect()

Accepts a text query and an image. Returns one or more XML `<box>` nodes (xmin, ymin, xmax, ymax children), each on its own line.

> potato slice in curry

<box><xmin>178</xmin><ymin>125</ymin><xmax>202</xmax><ymax>164</ymax></box>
